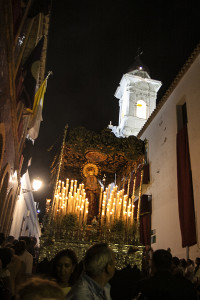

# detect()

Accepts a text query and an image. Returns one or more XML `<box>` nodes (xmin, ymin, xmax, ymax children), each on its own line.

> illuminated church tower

<box><xmin>109</xmin><ymin>56</ymin><xmax>162</xmax><ymax>137</ymax></box>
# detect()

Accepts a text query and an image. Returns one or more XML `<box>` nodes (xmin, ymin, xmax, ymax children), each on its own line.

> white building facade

<box><xmin>111</xmin><ymin>48</ymin><xmax>200</xmax><ymax>259</ymax></box>
<box><xmin>138</xmin><ymin>47</ymin><xmax>200</xmax><ymax>259</ymax></box>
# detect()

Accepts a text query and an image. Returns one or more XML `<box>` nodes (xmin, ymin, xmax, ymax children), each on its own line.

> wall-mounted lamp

<box><xmin>22</xmin><ymin>178</ymin><xmax>42</xmax><ymax>193</ymax></box>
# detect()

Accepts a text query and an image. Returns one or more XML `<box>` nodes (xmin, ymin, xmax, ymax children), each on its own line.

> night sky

<box><xmin>29</xmin><ymin>0</ymin><xmax>200</xmax><ymax>214</ymax></box>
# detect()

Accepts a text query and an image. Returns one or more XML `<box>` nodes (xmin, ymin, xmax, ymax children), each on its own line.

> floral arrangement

<box><xmin>61</xmin><ymin>213</ymin><xmax>78</xmax><ymax>231</ymax></box>
<box><xmin>111</xmin><ymin>219</ymin><xmax>125</xmax><ymax>233</ymax></box>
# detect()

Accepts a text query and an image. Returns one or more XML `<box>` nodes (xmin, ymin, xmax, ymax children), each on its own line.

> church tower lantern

<box><xmin>109</xmin><ymin>56</ymin><xmax>162</xmax><ymax>137</ymax></box>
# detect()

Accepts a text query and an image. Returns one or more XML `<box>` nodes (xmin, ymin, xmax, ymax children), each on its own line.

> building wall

<box><xmin>0</xmin><ymin>1</ymin><xmax>50</xmax><ymax>240</ymax></box>
<box><xmin>0</xmin><ymin>1</ymin><xmax>20</xmax><ymax>234</ymax></box>
<box><xmin>140</xmin><ymin>52</ymin><xmax>200</xmax><ymax>259</ymax></box>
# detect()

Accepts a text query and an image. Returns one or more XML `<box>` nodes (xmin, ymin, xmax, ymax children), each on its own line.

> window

<box><xmin>0</xmin><ymin>123</ymin><xmax>5</xmax><ymax>169</ymax></box>
<box><xmin>0</xmin><ymin>134</ymin><xmax>3</xmax><ymax>162</ymax></box>
<box><xmin>136</xmin><ymin>100</ymin><xmax>146</xmax><ymax>119</ymax></box>
<box><xmin>177</xmin><ymin>102</ymin><xmax>188</xmax><ymax>131</ymax></box>
<box><xmin>151</xmin><ymin>229</ymin><xmax>156</xmax><ymax>244</ymax></box>
<box><xmin>0</xmin><ymin>172</ymin><xmax>9</xmax><ymax>228</ymax></box>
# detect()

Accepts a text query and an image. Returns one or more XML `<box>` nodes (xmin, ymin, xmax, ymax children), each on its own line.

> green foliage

<box><xmin>67</xmin><ymin>127</ymin><xmax>144</xmax><ymax>160</ymax></box>
<box><xmin>130</xmin><ymin>222</ymin><xmax>137</xmax><ymax>235</ymax></box>
<box><xmin>61</xmin><ymin>213</ymin><xmax>78</xmax><ymax>230</ymax></box>
<box><xmin>111</xmin><ymin>219</ymin><xmax>125</xmax><ymax>233</ymax></box>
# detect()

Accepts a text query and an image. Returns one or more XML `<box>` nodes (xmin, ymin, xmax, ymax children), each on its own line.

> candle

<box><xmin>79</xmin><ymin>208</ymin><xmax>83</xmax><ymax>227</ymax></box>
<box><xmin>74</xmin><ymin>180</ymin><xmax>77</xmax><ymax>195</ymax></box>
<box><xmin>98</xmin><ymin>187</ymin><xmax>103</xmax><ymax>219</ymax></box>
<box><xmin>51</xmin><ymin>176</ymin><xmax>139</xmax><ymax>239</ymax></box>
<box><xmin>70</xmin><ymin>180</ymin><xmax>74</xmax><ymax>194</ymax></box>
<box><xmin>66</xmin><ymin>184</ymin><xmax>69</xmax><ymax>196</ymax></box>
<box><xmin>131</xmin><ymin>204</ymin><xmax>135</xmax><ymax>225</ymax></box>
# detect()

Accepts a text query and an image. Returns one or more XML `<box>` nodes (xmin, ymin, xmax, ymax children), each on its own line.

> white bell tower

<box><xmin>109</xmin><ymin>57</ymin><xmax>162</xmax><ymax>137</ymax></box>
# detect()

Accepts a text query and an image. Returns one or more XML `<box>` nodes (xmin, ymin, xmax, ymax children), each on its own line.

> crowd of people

<box><xmin>1</xmin><ymin>232</ymin><xmax>200</xmax><ymax>299</ymax></box>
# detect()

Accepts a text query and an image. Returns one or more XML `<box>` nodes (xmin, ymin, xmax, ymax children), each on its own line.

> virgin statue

<box><xmin>83</xmin><ymin>163</ymin><xmax>100</xmax><ymax>224</ymax></box>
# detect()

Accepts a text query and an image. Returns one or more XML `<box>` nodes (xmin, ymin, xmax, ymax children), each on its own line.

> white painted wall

<box><xmin>140</xmin><ymin>54</ymin><xmax>200</xmax><ymax>260</ymax></box>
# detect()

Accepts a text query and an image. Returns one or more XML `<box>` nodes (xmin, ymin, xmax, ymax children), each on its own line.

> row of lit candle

<box><xmin>53</xmin><ymin>179</ymin><xmax>89</xmax><ymax>225</ymax></box>
<box><xmin>53</xmin><ymin>179</ymin><xmax>135</xmax><ymax>229</ymax></box>
<box><xmin>99</xmin><ymin>184</ymin><xmax>135</xmax><ymax>228</ymax></box>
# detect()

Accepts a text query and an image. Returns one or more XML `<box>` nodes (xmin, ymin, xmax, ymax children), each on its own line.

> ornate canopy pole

<box><xmin>49</xmin><ymin>124</ymin><xmax>68</xmax><ymax>225</ymax></box>
<box><xmin>131</xmin><ymin>164</ymin><xmax>137</xmax><ymax>218</ymax></box>
<box><xmin>135</xmin><ymin>157</ymin><xmax>145</xmax><ymax>243</ymax></box>
<box><xmin>127</xmin><ymin>173</ymin><xmax>131</xmax><ymax>198</ymax></box>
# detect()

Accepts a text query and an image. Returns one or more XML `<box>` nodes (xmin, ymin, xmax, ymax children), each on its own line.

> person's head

<box><xmin>13</xmin><ymin>239</ymin><xmax>19</xmax><ymax>246</ymax></box>
<box><xmin>172</xmin><ymin>256</ymin><xmax>180</xmax><ymax>267</ymax></box>
<box><xmin>19</xmin><ymin>236</ymin><xmax>32</xmax><ymax>251</ymax></box>
<box><xmin>0</xmin><ymin>247</ymin><xmax>13</xmax><ymax>269</ymax></box>
<box><xmin>88</xmin><ymin>167</ymin><xmax>95</xmax><ymax>176</ymax></box>
<box><xmin>195</xmin><ymin>257</ymin><xmax>200</xmax><ymax>266</ymax></box>
<box><xmin>145</xmin><ymin>245</ymin><xmax>150</xmax><ymax>251</ymax></box>
<box><xmin>152</xmin><ymin>249</ymin><xmax>172</xmax><ymax>273</ymax></box>
<box><xmin>180</xmin><ymin>258</ymin><xmax>187</xmax><ymax>269</ymax></box>
<box><xmin>16</xmin><ymin>277</ymin><xmax>65</xmax><ymax>300</ymax></box>
<box><xmin>6</xmin><ymin>235</ymin><xmax>14</xmax><ymax>244</ymax></box>
<box><xmin>14</xmin><ymin>240</ymin><xmax>26</xmax><ymax>256</ymax></box>
<box><xmin>31</xmin><ymin>237</ymin><xmax>37</xmax><ymax>247</ymax></box>
<box><xmin>0</xmin><ymin>232</ymin><xmax>5</xmax><ymax>246</ymax></box>
<box><xmin>4</xmin><ymin>243</ymin><xmax>15</xmax><ymax>251</ymax></box>
<box><xmin>84</xmin><ymin>243</ymin><xmax>115</xmax><ymax>283</ymax></box>
<box><xmin>187</xmin><ymin>258</ymin><xmax>194</xmax><ymax>266</ymax></box>
<box><xmin>52</xmin><ymin>249</ymin><xmax>78</xmax><ymax>286</ymax></box>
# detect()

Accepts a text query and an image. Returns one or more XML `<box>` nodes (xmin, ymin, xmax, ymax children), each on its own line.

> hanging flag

<box><xmin>12</xmin><ymin>0</ymin><xmax>22</xmax><ymax>38</ymax></box>
<box><xmin>21</xmin><ymin>138</ymin><xmax>34</xmax><ymax>176</ymax></box>
<box><xmin>27</xmin><ymin>77</ymin><xmax>47</xmax><ymax>140</ymax></box>
<box><xmin>15</xmin><ymin>68</ymin><xmax>24</xmax><ymax>104</ymax></box>
<box><xmin>21</xmin><ymin>36</ymin><xmax>44</xmax><ymax>109</ymax></box>
<box><xmin>22</xmin><ymin>0</ymin><xmax>51</xmax><ymax>18</ymax></box>
<box><xmin>177</xmin><ymin>124</ymin><xmax>197</xmax><ymax>247</ymax></box>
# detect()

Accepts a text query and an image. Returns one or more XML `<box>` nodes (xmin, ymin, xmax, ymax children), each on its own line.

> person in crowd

<box><xmin>180</xmin><ymin>258</ymin><xmax>187</xmax><ymax>274</ymax></box>
<box><xmin>29</xmin><ymin>237</ymin><xmax>37</xmax><ymax>256</ymax></box>
<box><xmin>19</xmin><ymin>236</ymin><xmax>32</xmax><ymax>254</ymax></box>
<box><xmin>110</xmin><ymin>263</ymin><xmax>142</xmax><ymax>300</ymax></box>
<box><xmin>52</xmin><ymin>249</ymin><xmax>78</xmax><ymax>297</ymax></box>
<box><xmin>5</xmin><ymin>236</ymin><xmax>14</xmax><ymax>245</ymax></box>
<box><xmin>15</xmin><ymin>277</ymin><xmax>65</xmax><ymax>300</ymax></box>
<box><xmin>135</xmin><ymin>249</ymin><xmax>197</xmax><ymax>299</ymax></box>
<box><xmin>0</xmin><ymin>233</ymin><xmax>5</xmax><ymax>248</ymax></box>
<box><xmin>67</xmin><ymin>243</ymin><xmax>115</xmax><ymax>300</ymax></box>
<box><xmin>194</xmin><ymin>257</ymin><xmax>200</xmax><ymax>282</ymax></box>
<box><xmin>0</xmin><ymin>247</ymin><xmax>13</xmax><ymax>300</ymax></box>
<box><xmin>36</xmin><ymin>257</ymin><xmax>52</xmax><ymax>277</ymax></box>
<box><xmin>185</xmin><ymin>258</ymin><xmax>194</xmax><ymax>282</ymax></box>
<box><xmin>28</xmin><ymin>237</ymin><xmax>38</xmax><ymax>274</ymax></box>
<box><xmin>142</xmin><ymin>245</ymin><xmax>153</xmax><ymax>277</ymax></box>
<box><xmin>194</xmin><ymin>258</ymin><xmax>200</xmax><ymax>299</ymax></box>
<box><xmin>5</xmin><ymin>245</ymin><xmax>26</xmax><ymax>297</ymax></box>
<box><xmin>14</xmin><ymin>240</ymin><xmax>33</xmax><ymax>276</ymax></box>
<box><xmin>171</xmin><ymin>256</ymin><xmax>184</xmax><ymax>277</ymax></box>
<box><xmin>20</xmin><ymin>236</ymin><xmax>38</xmax><ymax>262</ymax></box>
<box><xmin>13</xmin><ymin>239</ymin><xmax>19</xmax><ymax>246</ymax></box>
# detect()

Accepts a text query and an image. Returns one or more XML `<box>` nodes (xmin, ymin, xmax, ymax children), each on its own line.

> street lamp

<box><xmin>22</xmin><ymin>178</ymin><xmax>42</xmax><ymax>193</ymax></box>
<box><xmin>32</xmin><ymin>178</ymin><xmax>42</xmax><ymax>191</ymax></box>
